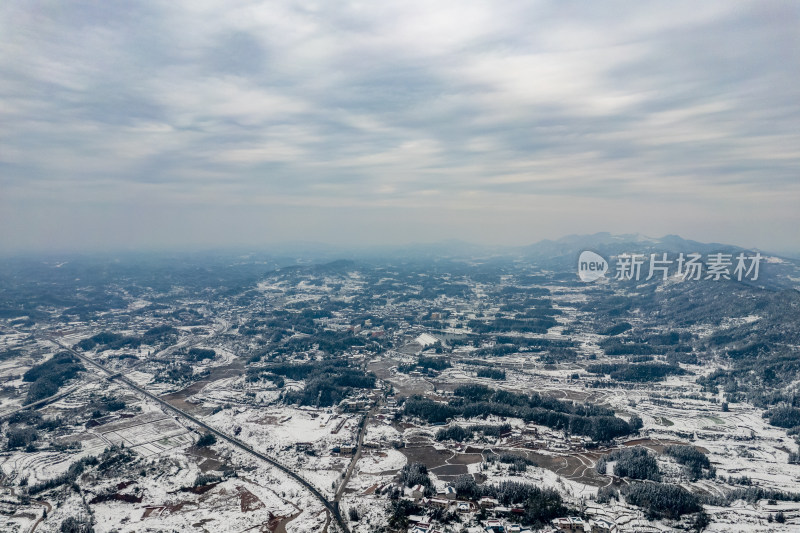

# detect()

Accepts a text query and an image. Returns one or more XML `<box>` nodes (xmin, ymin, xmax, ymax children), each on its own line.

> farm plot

<box><xmin>92</xmin><ymin>412</ymin><xmax>194</xmax><ymax>457</ymax></box>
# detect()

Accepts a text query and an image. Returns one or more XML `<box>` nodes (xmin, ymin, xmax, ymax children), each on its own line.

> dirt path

<box><xmin>28</xmin><ymin>499</ymin><xmax>52</xmax><ymax>533</ymax></box>
<box><xmin>274</xmin><ymin>511</ymin><xmax>301</xmax><ymax>533</ymax></box>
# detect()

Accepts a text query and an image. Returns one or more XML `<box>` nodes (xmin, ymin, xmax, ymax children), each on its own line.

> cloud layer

<box><xmin>1</xmin><ymin>1</ymin><xmax>798</xmax><ymax>251</ymax></box>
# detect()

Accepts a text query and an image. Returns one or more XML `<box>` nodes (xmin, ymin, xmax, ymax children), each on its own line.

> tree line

<box><xmin>404</xmin><ymin>384</ymin><xmax>638</xmax><ymax>442</ymax></box>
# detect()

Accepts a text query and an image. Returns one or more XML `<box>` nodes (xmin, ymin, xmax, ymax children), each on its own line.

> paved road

<box><xmin>46</xmin><ymin>336</ymin><xmax>350</xmax><ymax>533</ymax></box>
<box><xmin>335</xmin><ymin>400</ymin><xmax>380</xmax><ymax>503</ymax></box>
<box><xmin>0</xmin><ymin>382</ymin><xmax>82</xmax><ymax>421</ymax></box>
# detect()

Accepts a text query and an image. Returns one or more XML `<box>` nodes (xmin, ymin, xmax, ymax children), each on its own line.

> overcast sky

<box><xmin>1</xmin><ymin>1</ymin><xmax>798</xmax><ymax>253</ymax></box>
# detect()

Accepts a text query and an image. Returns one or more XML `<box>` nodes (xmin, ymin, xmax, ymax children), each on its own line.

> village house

<box><xmin>484</xmin><ymin>518</ymin><xmax>505</xmax><ymax>532</ymax></box>
<box><xmin>409</xmin><ymin>522</ymin><xmax>429</xmax><ymax>533</ymax></box>
<box><xmin>552</xmin><ymin>516</ymin><xmax>586</xmax><ymax>532</ymax></box>
<box><xmin>479</xmin><ymin>496</ymin><xmax>500</xmax><ymax>508</ymax></box>
<box><xmin>589</xmin><ymin>518</ymin><xmax>616</xmax><ymax>533</ymax></box>
<box><xmin>423</xmin><ymin>497</ymin><xmax>450</xmax><ymax>509</ymax></box>
<box><xmin>339</xmin><ymin>444</ymin><xmax>357</xmax><ymax>455</ymax></box>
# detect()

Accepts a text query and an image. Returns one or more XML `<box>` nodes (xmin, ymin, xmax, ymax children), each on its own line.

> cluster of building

<box><xmin>552</xmin><ymin>516</ymin><xmax>616</xmax><ymax>532</ymax></box>
<box><xmin>404</xmin><ymin>514</ymin><xmax>617</xmax><ymax>533</ymax></box>
<box><xmin>389</xmin><ymin>482</ymin><xmax>619</xmax><ymax>533</ymax></box>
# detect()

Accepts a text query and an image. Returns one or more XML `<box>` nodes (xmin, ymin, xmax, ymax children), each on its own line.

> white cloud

<box><xmin>0</xmin><ymin>0</ymin><xmax>798</xmax><ymax>251</ymax></box>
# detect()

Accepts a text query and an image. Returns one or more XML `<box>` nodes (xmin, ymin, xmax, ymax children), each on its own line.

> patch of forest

<box><xmin>404</xmin><ymin>384</ymin><xmax>640</xmax><ymax>442</ymax></box>
<box><xmin>23</xmin><ymin>352</ymin><xmax>85</xmax><ymax>404</ymax></box>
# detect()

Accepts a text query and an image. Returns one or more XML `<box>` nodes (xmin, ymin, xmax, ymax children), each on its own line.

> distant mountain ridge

<box><xmin>233</xmin><ymin>233</ymin><xmax>793</xmax><ymax>265</ymax></box>
<box><xmin>520</xmin><ymin>232</ymin><xmax>750</xmax><ymax>263</ymax></box>
<box><xmin>335</xmin><ymin>233</ymin><xmax>799</xmax><ymax>290</ymax></box>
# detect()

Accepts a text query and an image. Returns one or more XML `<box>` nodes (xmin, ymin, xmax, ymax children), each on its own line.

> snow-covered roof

<box><xmin>415</xmin><ymin>333</ymin><xmax>439</xmax><ymax>347</ymax></box>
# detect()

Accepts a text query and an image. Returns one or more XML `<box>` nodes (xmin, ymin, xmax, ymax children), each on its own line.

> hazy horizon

<box><xmin>2</xmin><ymin>1</ymin><xmax>798</xmax><ymax>253</ymax></box>
<box><xmin>1</xmin><ymin>231</ymin><xmax>798</xmax><ymax>261</ymax></box>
